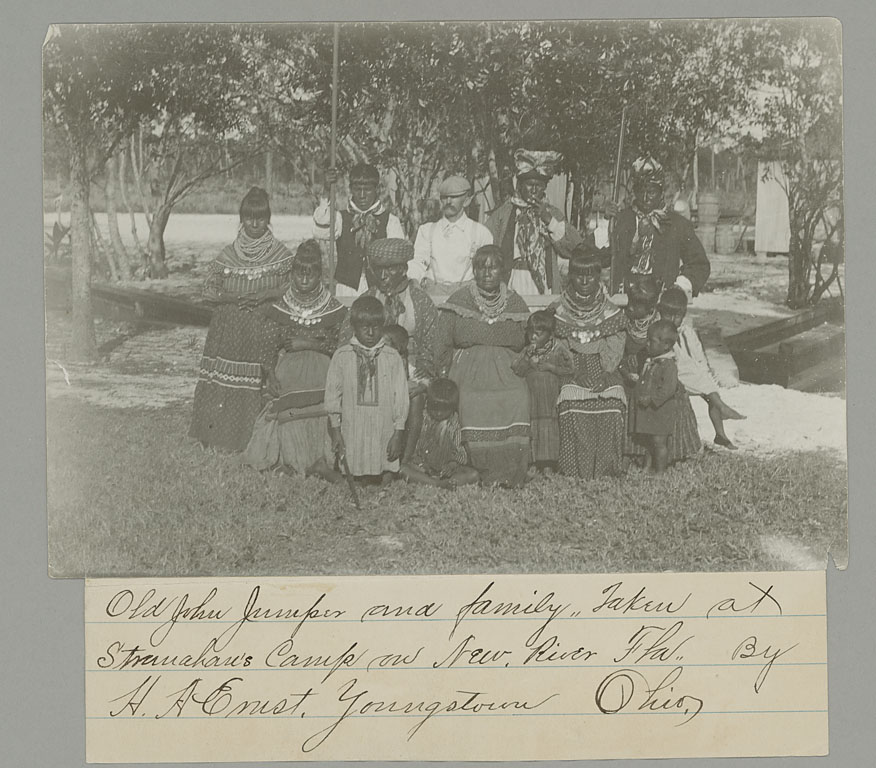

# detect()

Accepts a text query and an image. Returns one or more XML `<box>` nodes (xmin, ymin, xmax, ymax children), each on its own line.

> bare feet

<box><xmin>714</xmin><ymin>434</ymin><xmax>738</xmax><ymax>450</ymax></box>
<box><xmin>715</xmin><ymin>397</ymin><xmax>745</xmax><ymax>420</ymax></box>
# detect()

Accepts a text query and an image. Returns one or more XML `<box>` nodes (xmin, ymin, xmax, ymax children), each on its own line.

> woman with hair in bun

<box><xmin>190</xmin><ymin>187</ymin><xmax>295</xmax><ymax>452</ymax></box>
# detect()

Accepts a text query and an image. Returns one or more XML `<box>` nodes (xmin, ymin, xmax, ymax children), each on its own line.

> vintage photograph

<box><xmin>44</xmin><ymin>19</ymin><xmax>847</xmax><ymax>578</ymax></box>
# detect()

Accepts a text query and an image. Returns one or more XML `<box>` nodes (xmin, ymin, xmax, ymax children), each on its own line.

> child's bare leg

<box><xmin>708</xmin><ymin>392</ymin><xmax>745</xmax><ymax>420</ymax></box>
<box><xmin>450</xmin><ymin>465</ymin><xmax>479</xmax><ymax>486</ymax></box>
<box><xmin>400</xmin><ymin>463</ymin><xmax>453</xmax><ymax>489</ymax></box>
<box><xmin>650</xmin><ymin>435</ymin><xmax>670</xmax><ymax>473</ymax></box>
<box><xmin>705</xmin><ymin>393</ymin><xmax>739</xmax><ymax>449</ymax></box>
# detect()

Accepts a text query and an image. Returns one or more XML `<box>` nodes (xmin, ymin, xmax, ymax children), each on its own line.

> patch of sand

<box><xmin>690</xmin><ymin>383</ymin><xmax>846</xmax><ymax>458</ymax></box>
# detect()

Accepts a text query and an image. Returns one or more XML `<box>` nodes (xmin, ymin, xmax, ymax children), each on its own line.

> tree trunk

<box><xmin>105</xmin><ymin>153</ymin><xmax>132</xmax><ymax>280</ymax></box>
<box><xmin>265</xmin><ymin>149</ymin><xmax>273</xmax><ymax>193</ymax></box>
<box><xmin>118</xmin><ymin>145</ymin><xmax>145</xmax><ymax>257</ymax></box>
<box><xmin>145</xmin><ymin>202</ymin><xmax>172</xmax><ymax>279</ymax></box>
<box><xmin>69</xmin><ymin>147</ymin><xmax>97</xmax><ymax>362</ymax></box>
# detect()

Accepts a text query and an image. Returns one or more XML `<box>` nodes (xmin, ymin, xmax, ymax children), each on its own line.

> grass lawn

<box><xmin>46</xmin><ymin>400</ymin><xmax>847</xmax><ymax>578</ymax></box>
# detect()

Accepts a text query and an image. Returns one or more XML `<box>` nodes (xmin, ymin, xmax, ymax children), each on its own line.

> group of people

<box><xmin>189</xmin><ymin>150</ymin><xmax>743</xmax><ymax>491</ymax></box>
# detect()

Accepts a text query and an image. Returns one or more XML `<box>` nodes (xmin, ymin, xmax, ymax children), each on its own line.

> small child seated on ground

<box><xmin>511</xmin><ymin>310</ymin><xmax>575</xmax><ymax>473</ymax></box>
<box><xmin>400</xmin><ymin>378</ymin><xmax>479</xmax><ymax>489</ymax></box>
<box><xmin>324</xmin><ymin>296</ymin><xmax>409</xmax><ymax>485</ymax></box>
<box><xmin>658</xmin><ymin>286</ymin><xmax>745</xmax><ymax>449</ymax></box>
<box><xmin>630</xmin><ymin>319</ymin><xmax>681</xmax><ymax>473</ymax></box>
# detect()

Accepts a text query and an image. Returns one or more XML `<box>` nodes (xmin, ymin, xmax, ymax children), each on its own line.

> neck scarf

<box><xmin>350</xmin><ymin>199</ymin><xmax>385</xmax><ymax>254</ymax></box>
<box><xmin>350</xmin><ymin>337</ymin><xmax>384</xmax><ymax>406</ymax></box>
<box><xmin>510</xmin><ymin>198</ymin><xmax>548</xmax><ymax>294</ymax></box>
<box><xmin>630</xmin><ymin>204</ymin><xmax>671</xmax><ymax>277</ymax></box>
<box><xmin>378</xmin><ymin>279</ymin><xmax>410</xmax><ymax>325</ymax></box>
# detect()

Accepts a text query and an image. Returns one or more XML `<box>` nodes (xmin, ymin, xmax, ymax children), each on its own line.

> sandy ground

<box><xmin>44</xmin><ymin>215</ymin><xmax>848</xmax><ymax>570</ymax></box>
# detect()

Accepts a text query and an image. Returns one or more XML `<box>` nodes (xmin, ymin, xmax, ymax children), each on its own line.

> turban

<box><xmin>631</xmin><ymin>156</ymin><xmax>664</xmax><ymax>186</ymax></box>
<box><xmin>367</xmin><ymin>238</ymin><xmax>414</xmax><ymax>266</ymax></box>
<box><xmin>437</xmin><ymin>175</ymin><xmax>471</xmax><ymax>196</ymax></box>
<box><xmin>514</xmin><ymin>149</ymin><xmax>561</xmax><ymax>180</ymax></box>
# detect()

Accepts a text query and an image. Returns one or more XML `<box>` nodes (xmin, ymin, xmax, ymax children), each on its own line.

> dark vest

<box><xmin>335</xmin><ymin>209</ymin><xmax>390</xmax><ymax>290</ymax></box>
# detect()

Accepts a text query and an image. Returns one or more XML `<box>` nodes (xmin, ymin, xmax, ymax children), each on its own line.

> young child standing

<box><xmin>630</xmin><ymin>319</ymin><xmax>681</xmax><ymax>473</ymax></box>
<box><xmin>400</xmin><ymin>378</ymin><xmax>479</xmax><ymax>489</ymax></box>
<box><xmin>511</xmin><ymin>310</ymin><xmax>576</xmax><ymax>472</ymax></box>
<box><xmin>382</xmin><ymin>323</ymin><xmax>427</xmax><ymax>463</ymax></box>
<box><xmin>658</xmin><ymin>287</ymin><xmax>745</xmax><ymax>449</ymax></box>
<box><xmin>619</xmin><ymin>275</ymin><xmax>661</xmax><ymax>384</ymax></box>
<box><xmin>324</xmin><ymin>296</ymin><xmax>409</xmax><ymax>482</ymax></box>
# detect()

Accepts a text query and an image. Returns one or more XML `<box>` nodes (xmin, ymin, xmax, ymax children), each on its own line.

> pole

<box><xmin>608</xmin><ymin>105</ymin><xmax>628</xmax><ymax>295</ymax></box>
<box><xmin>328</xmin><ymin>23</ymin><xmax>340</xmax><ymax>294</ymax></box>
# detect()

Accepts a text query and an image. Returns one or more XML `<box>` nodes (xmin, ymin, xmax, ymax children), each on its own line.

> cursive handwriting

<box><xmin>595</xmin><ymin>666</ymin><xmax>704</xmax><ymax>725</ymax></box>
<box><xmin>264</xmin><ymin>639</ymin><xmax>364</xmax><ymax>683</ymax></box>
<box><xmin>707</xmin><ymin>582</ymin><xmax>782</xmax><ymax>620</ymax></box>
<box><xmin>98</xmin><ymin>637</ymin><xmax>252</xmax><ymax>671</ymax></box>
<box><xmin>432</xmin><ymin>634</ymin><xmax>513</xmax><ymax>668</ymax></box>
<box><xmin>301</xmin><ymin>677</ymin><xmax>558</xmax><ymax>753</ymax></box>
<box><xmin>592</xmin><ymin>582</ymin><xmax>691</xmax><ymax>615</ymax></box>
<box><xmin>613</xmin><ymin>621</ymin><xmax>693</xmax><ymax>664</ymax></box>
<box><xmin>732</xmin><ymin>635</ymin><xmax>799</xmax><ymax>693</ymax></box>
<box><xmin>155</xmin><ymin>676</ymin><xmax>316</xmax><ymax>720</ymax></box>
<box><xmin>450</xmin><ymin>582</ymin><xmax>570</xmax><ymax>641</ymax></box>
<box><xmin>106</xmin><ymin>588</ymin><xmax>231</xmax><ymax>647</ymax></box>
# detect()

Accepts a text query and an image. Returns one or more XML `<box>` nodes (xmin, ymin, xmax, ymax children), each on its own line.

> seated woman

<box><xmin>435</xmin><ymin>245</ymin><xmax>531</xmax><ymax>487</ymax></box>
<box><xmin>549</xmin><ymin>248</ymin><xmax>628</xmax><ymax>479</ymax></box>
<box><xmin>190</xmin><ymin>187</ymin><xmax>295</xmax><ymax>452</ymax></box>
<box><xmin>242</xmin><ymin>240</ymin><xmax>347</xmax><ymax>479</ymax></box>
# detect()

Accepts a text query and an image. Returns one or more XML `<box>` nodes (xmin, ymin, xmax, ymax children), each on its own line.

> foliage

<box><xmin>743</xmin><ymin>19</ymin><xmax>843</xmax><ymax>308</ymax></box>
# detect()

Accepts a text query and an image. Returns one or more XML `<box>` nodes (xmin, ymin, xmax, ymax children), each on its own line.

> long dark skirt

<box><xmin>189</xmin><ymin>304</ymin><xmax>278</xmax><ymax>452</ymax></box>
<box><xmin>558</xmin><ymin>388</ymin><xmax>627</xmax><ymax>479</ymax></box>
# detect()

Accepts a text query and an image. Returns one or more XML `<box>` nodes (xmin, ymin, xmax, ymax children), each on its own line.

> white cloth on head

<box><xmin>409</xmin><ymin>213</ymin><xmax>493</xmax><ymax>284</ymax></box>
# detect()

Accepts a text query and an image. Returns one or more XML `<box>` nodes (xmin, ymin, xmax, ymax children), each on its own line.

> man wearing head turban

<box><xmin>610</xmin><ymin>157</ymin><xmax>710</xmax><ymax>299</ymax></box>
<box><xmin>408</xmin><ymin>175</ymin><xmax>494</xmax><ymax>287</ymax></box>
<box><xmin>486</xmin><ymin>148</ymin><xmax>588</xmax><ymax>295</ymax></box>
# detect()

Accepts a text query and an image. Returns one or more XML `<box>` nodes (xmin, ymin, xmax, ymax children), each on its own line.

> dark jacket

<box><xmin>335</xmin><ymin>209</ymin><xmax>390</xmax><ymax>290</ymax></box>
<box><xmin>612</xmin><ymin>209</ymin><xmax>710</xmax><ymax>296</ymax></box>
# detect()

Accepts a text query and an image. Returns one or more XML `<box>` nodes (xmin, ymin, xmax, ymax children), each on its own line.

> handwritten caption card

<box><xmin>85</xmin><ymin>572</ymin><xmax>827</xmax><ymax>762</ymax></box>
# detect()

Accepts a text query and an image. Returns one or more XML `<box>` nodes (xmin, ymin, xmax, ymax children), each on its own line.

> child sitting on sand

<box><xmin>324</xmin><ymin>296</ymin><xmax>409</xmax><ymax>484</ymax></box>
<box><xmin>658</xmin><ymin>286</ymin><xmax>745</xmax><ymax>449</ymax></box>
<box><xmin>511</xmin><ymin>310</ymin><xmax>575</xmax><ymax>473</ymax></box>
<box><xmin>400</xmin><ymin>378</ymin><xmax>479</xmax><ymax>489</ymax></box>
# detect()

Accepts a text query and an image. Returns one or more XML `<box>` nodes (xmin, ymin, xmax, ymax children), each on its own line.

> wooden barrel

<box><xmin>715</xmin><ymin>224</ymin><xmax>737</xmax><ymax>254</ymax></box>
<box><xmin>696</xmin><ymin>192</ymin><xmax>721</xmax><ymax>227</ymax></box>
<box><xmin>696</xmin><ymin>224</ymin><xmax>716</xmax><ymax>252</ymax></box>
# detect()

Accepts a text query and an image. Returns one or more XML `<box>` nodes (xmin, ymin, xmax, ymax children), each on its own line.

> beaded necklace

<box><xmin>627</xmin><ymin>308</ymin><xmax>658</xmax><ymax>343</ymax></box>
<box><xmin>560</xmin><ymin>285</ymin><xmax>611</xmax><ymax>344</ymax></box>
<box><xmin>278</xmin><ymin>285</ymin><xmax>334</xmax><ymax>327</ymax></box>
<box><xmin>234</xmin><ymin>227</ymin><xmax>277</xmax><ymax>263</ymax></box>
<box><xmin>469</xmin><ymin>281</ymin><xmax>509</xmax><ymax>325</ymax></box>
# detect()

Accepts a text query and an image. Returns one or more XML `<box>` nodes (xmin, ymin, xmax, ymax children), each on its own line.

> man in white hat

<box><xmin>408</xmin><ymin>175</ymin><xmax>493</xmax><ymax>287</ymax></box>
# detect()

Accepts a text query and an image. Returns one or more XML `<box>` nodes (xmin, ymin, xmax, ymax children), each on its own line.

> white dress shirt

<box><xmin>409</xmin><ymin>213</ymin><xmax>493</xmax><ymax>285</ymax></box>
